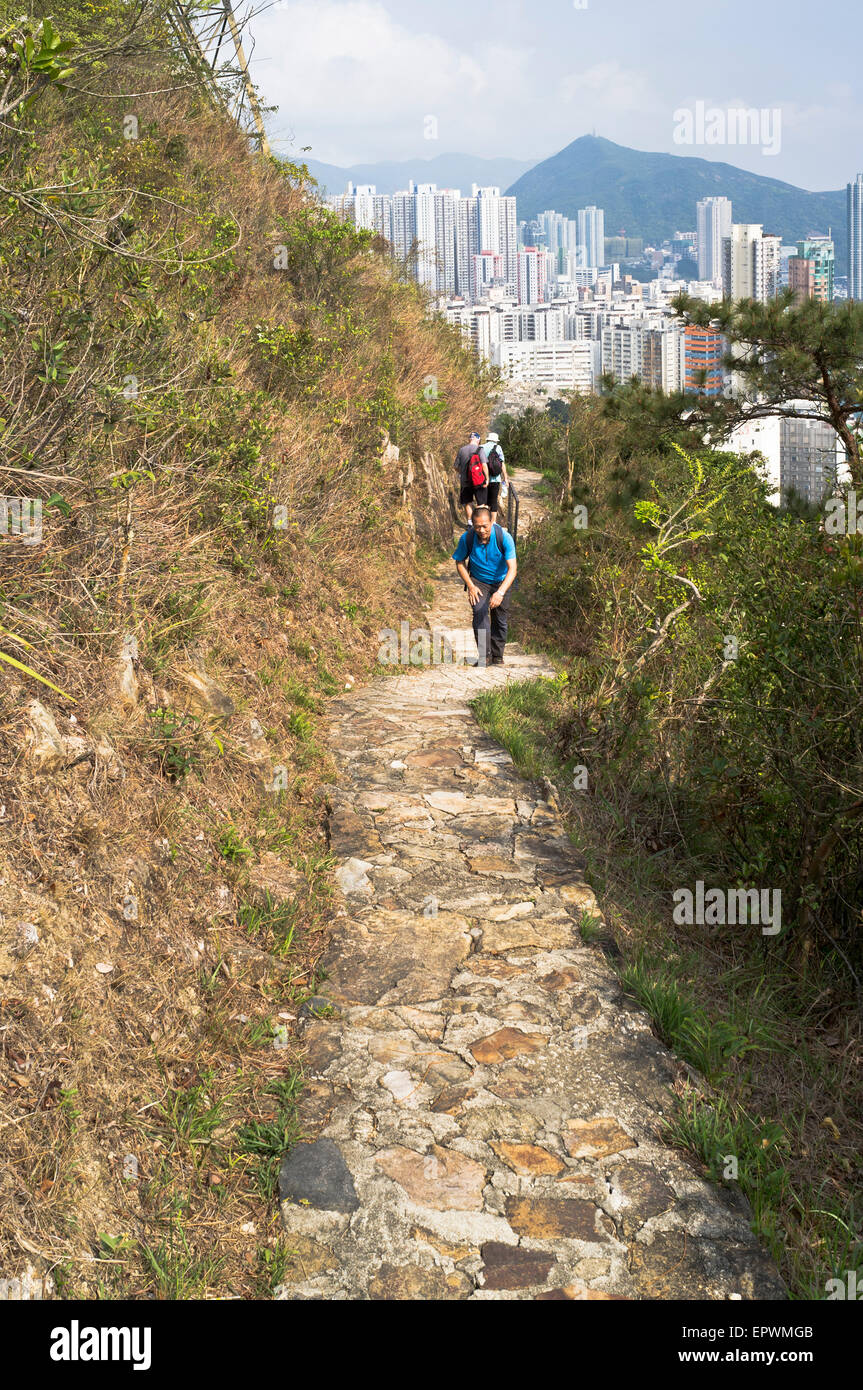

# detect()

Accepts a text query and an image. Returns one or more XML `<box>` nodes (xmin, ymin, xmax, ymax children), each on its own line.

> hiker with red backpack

<box><xmin>452</xmin><ymin>506</ymin><xmax>517</xmax><ymax>667</ymax></box>
<box><xmin>454</xmin><ymin>430</ymin><xmax>488</xmax><ymax>521</ymax></box>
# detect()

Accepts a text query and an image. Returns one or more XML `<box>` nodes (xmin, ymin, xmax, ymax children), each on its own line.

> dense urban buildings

<box><xmin>325</xmin><ymin>174</ymin><xmax>847</xmax><ymax>494</ymax></box>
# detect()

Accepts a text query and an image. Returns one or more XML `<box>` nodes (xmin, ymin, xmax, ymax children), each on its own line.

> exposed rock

<box><xmin>535</xmin><ymin>1283</ymin><xmax>626</xmax><ymax>1301</ymax></box>
<box><xmin>602</xmin><ymin>1160</ymin><xmax>675</xmax><ymax>1238</ymax></box>
<box><xmin>277</xmin><ymin>1235</ymin><xmax>338</xmax><ymax>1284</ymax></box>
<box><xmin>563</xmin><ymin>1116</ymin><xmax>636</xmax><ymax>1161</ymax></box>
<box><xmin>539</xmin><ymin>967</ymin><xmax>581</xmax><ymax>991</ymax></box>
<box><xmin>25</xmin><ymin>700</ymin><xmax>87</xmax><ymax>772</ymax></box>
<box><xmin>320</xmin><ymin>909</ymin><xmax>471</xmax><ymax>1006</ymax></box>
<box><xmin>480</xmin><ymin>1243</ymin><xmax>556</xmax><ymax>1290</ymax></box>
<box><xmin>173</xmin><ymin>667</ymin><xmax>235</xmax><ymax>720</ymax></box>
<box><xmin>470</xmin><ymin>1027</ymin><xmax>549</xmax><ymax>1065</ymax></box>
<box><xmin>412</xmin><ymin>1226</ymin><xmax>477</xmax><ymax>1261</ymax></box>
<box><xmin>246</xmin><ymin>854</ymin><xmax>304</xmax><ymax>906</ymax></box>
<box><xmin>222</xmin><ymin>944</ymin><xmax>277</xmax><ymax>986</ymax></box>
<box><xmin>114</xmin><ymin>651</ymin><xmax>139</xmax><ymax>710</ymax></box>
<box><xmin>368</xmin><ymin>1262</ymin><xmax>472</xmax><ymax>1300</ymax></box>
<box><xmin>11</xmin><ymin>921</ymin><xmax>39</xmax><ymax>959</ymax></box>
<box><xmin>490</xmin><ymin>1141</ymin><xmax>565</xmax><ymax>1177</ymax></box>
<box><xmin>375</xmin><ymin>1145</ymin><xmax>486</xmax><ymax>1212</ymax></box>
<box><xmin>430</xmin><ymin>1084</ymin><xmax>477</xmax><ymax>1115</ymax></box>
<box><xmin>334</xmin><ymin>858</ymin><xmax>374</xmax><ymax>897</ymax></box>
<box><xmin>279</xmin><ymin>1138</ymin><xmax>359</xmax><ymax>1214</ymax></box>
<box><xmin>481</xmin><ymin>918</ymin><xmax>574</xmax><ymax>953</ymax></box>
<box><xmin>505</xmin><ymin>1196</ymin><xmax>606</xmax><ymax>1242</ymax></box>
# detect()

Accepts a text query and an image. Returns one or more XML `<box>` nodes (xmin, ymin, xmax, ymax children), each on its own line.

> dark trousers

<box><xmin>471</xmin><ymin>580</ymin><xmax>511</xmax><ymax>664</ymax></box>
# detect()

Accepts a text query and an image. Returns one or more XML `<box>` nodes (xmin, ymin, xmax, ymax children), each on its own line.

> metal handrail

<box><xmin>506</xmin><ymin>481</ymin><xmax>519</xmax><ymax>542</ymax></box>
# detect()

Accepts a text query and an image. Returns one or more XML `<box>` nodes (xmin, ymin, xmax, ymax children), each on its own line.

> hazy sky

<box><xmin>243</xmin><ymin>0</ymin><xmax>860</xmax><ymax>189</ymax></box>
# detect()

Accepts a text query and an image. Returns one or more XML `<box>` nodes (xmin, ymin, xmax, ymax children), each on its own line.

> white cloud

<box><xmin>251</xmin><ymin>1</ymin><xmax>490</xmax><ymax>159</ymax></box>
<box><xmin>559</xmin><ymin>61</ymin><xmax>658</xmax><ymax>115</ymax></box>
<box><xmin>248</xmin><ymin>0</ymin><xmax>535</xmax><ymax>163</ymax></box>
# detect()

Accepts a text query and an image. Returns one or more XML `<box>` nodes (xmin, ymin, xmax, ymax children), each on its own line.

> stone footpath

<box><xmin>276</xmin><ymin>472</ymin><xmax>784</xmax><ymax>1301</ymax></box>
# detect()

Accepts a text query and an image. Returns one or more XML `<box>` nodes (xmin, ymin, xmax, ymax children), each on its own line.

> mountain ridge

<box><xmin>506</xmin><ymin>136</ymin><xmax>847</xmax><ymax>266</ymax></box>
<box><xmin>298</xmin><ymin>151</ymin><xmax>537</xmax><ymax>196</ymax></box>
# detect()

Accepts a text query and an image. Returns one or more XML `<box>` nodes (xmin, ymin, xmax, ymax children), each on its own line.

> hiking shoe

<box><xmin>490</xmin><ymin>656</ymin><xmax>504</xmax><ymax>665</ymax></box>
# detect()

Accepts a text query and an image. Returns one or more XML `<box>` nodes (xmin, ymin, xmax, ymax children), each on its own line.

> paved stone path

<box><xmin>277</xmin><ymin>471</ymin><xmax>784</xmax><ymax>1301</ymax></box>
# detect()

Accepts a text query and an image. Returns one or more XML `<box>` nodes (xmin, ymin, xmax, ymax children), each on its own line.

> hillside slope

<box><xmin>507</xmin><ymin>135</ymin><xmax>846</xmax><ymax>264</ymax></box>
<box><xmin>0</xmin><ymin>1</ymin><xmax>490</xmax><ymax>1298</ymax></box>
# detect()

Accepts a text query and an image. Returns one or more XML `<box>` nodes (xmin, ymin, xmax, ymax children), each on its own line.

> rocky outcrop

<box><xmin>385</xmin><ymin>432</ymin><xmax>455</xmax><ymax>544</ymax></box>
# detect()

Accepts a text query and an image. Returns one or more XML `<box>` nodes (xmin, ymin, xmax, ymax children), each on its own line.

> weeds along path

<box><xmin>276</xmin><ymin>470</ymin><xmax>784</xmax><ymax>1300</ymax></box>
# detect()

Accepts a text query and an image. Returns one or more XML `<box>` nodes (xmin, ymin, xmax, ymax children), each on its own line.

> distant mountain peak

<box><xmin>505</xmin><ymin>137</ymin><xmax>845</xmax><ymax>261</ymax></box>
<box><xmin>299</xmin><ymin>151</ymin><xmax>538</xmax><ymax>197</ymax></box>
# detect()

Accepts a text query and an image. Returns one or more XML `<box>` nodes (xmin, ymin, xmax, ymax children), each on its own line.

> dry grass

<box><xmin>0</xmin><ymin>14</ymin><xmax>489</xmax><ymax>1297</ymax></box>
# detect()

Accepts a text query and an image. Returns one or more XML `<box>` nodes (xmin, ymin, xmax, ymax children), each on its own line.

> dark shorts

<box><xmin>486</xmin><ymin>479</ymin><xmax>501</xmax><ymax>512</ymax></box>
<box><xmin>460</xmin><ymin>478</ymin><xmax>486</xmax><ymax>506</ymax></box>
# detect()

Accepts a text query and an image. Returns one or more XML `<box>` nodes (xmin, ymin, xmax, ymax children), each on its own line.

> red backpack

<box><xmin>469</xmin><ymin>452</ymin><xmax>485</xmax><ymax>486</ymax></box>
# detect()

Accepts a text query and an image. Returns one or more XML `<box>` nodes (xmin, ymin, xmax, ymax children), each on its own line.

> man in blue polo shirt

<box><xmin>452</xmin><ymin>506</ymin><xmax>517</xmax><ymax>667</ymax></box>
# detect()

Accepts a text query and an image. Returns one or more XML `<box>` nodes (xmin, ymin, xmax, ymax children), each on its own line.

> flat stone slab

<box><xmin>369</xmin><ymin>1263</ymin><xmax>472</xmax><ymax>1300</ymax></box>
<box><xmin>480</xmin><ymin>1242</ymin><xmax>556</xmax><ymax>1291</ymax></box>
<box><xmin>279</xmin><ymin>1138</ymin><xmax>359</xmax><ymax>1214</ymax></box>
<box><xmin>490</xmin><ymin>1141</ymin><xmax>566</xmax><ymax>1176</ymax></box>
<box><xmin>375</xmin><ymin>1144</ymin><xmax>487</xmax><ymax>1212</ymax></box>
<box><xmin>505</xmin><ymin>1196</ymin><xmax>607</xmax><ymax>1242</ymax></box>
<box><xmin>563</xmin><ymin>1116</ymin><xmax>637</xmax><ymax>1160</ymax></box>
<box><xmin>470</xmin><ymin>1027</ymin><xmax>549</xmax><ymax>1065</ymax></box>
<box><xmin>320</xmin><ymin>909</ymin><xmax>472</xmax><ymax>1005</ymax></box>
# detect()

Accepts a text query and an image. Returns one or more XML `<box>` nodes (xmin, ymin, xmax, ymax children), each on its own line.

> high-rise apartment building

<box><xmin>780</xmin><ymin>416</ymin><xmax>843</xmax><ymax>503</ymax></box>
<box><xmin>538</xmin><ymin>209</ymin><xmax>579</xmax><ymax>256</ymax></box>
<box><xmin>517</xmin><ymin>247</ymin><xmax>547</xmax><ymax>305</ymax></box>
<box><xmin>788</xmin><ymin>236</ymin><xmax>835</xmax><ymax>303</ymax></box>
<box><xmin>758</xmin><ymin>234</ymin><xmax>783</xmax><ymax>301</ymax></box>
<box><xmin>696</xmin><ymin>197</ymin><xmax>732</xmax><ymax>283</ymax></box>
<box><xmin>455</xmin><ymin>197</ymin><xmax>479</xmax><ymax>299</ymax></box>
<box><xmin>847</xmin><ymin>174</ymin><xmax>863</xmax><ymax>300</ymax></box>
<box><xmin>413</xmin><ymin>183</ymin><xmax>438</xmax><ymax>292</ymax></box>
<box><xmin>390</xmin><ymin>189</ymin><xmax>417</xmax><ymax>263</ymax></box>
<box><xmin>682</xmin><ymin>324</ymin><xmax>725</xmax><ymax>395</ymax></box>
<box><xmin>472</xmin><ymin>251</ymin><xmax>504</xmax><ymax>300</ymax></box>
<box><xmin>473</xmin><ymin>185</ymin><xmax>517</xmax><ymax>287</ymax></box>
<box><xmin>722</xmin><ymin>224</ymin><xmax>782</xmax><ymax>302</ymax></box>
<box><xmin>352</xmin><ymin>185</ymin><xmax>393</xmax><ymax>242</ymax></box>
<box><xmin>577</xmin><ymin>206</ymin><xmax>606</xmax><ymax>268</ymax></box>
<box><xmin>476</xmin><ymin>185</ymin><xmax>502</xmax><ymax>255</ymax></box>
<box><xmin>788</xmin><ymin>255</ymin><xmax>816</xmax><ymax>303</ymax></box>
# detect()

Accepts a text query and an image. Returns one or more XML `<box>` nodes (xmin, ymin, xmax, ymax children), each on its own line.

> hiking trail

<box><xmin>276</xmin><ymin>469</ymin><xmax>785</xmax><ymax>1301</ymax></box>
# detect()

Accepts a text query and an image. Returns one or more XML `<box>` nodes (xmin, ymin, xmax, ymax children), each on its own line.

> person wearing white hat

<box><xmin>483</xmin><ymin>432</ymin><xmax>508</xmax><ymax>524</ymax></box>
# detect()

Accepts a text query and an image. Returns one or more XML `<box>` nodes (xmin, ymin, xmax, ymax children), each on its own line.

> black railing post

<box><xmin>507</xmin><ymin>482</ymin><xmax>519</xmax><ymax>542</ymax></box>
